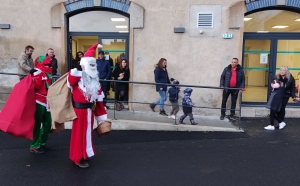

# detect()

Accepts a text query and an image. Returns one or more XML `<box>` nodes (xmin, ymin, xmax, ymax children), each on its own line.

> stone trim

<box><xmin>245</xmin><ymin>0</ymin><xmax>300</xmax><ymax>12</ymax></box>
<box><xmin>55</xmin><ymin>0</ymin><xmax>144</xmax><ymax>29</ymax></box>
<box><xmin>101</xmin><ymin>0</ymin><xmax>131</xmax><ymax>13</ymax></box>
<box><xmin>64</xmin><ymin>0</ymin><xmax>94</xmax><ymax>12</ymax></box>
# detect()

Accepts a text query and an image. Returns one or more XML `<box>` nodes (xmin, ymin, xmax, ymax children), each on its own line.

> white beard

<box><xmin>82</xmin><ymin>71</ymin><xmax>101</xmax><ymax>102</ymax></box>
<box><xmin>85</xmin><ymin>67</ymin><xmax>98</xmax><ymax>78</ymax></box>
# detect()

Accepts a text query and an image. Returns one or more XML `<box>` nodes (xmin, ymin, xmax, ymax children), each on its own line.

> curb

<box><xmin>64</xmin><ymin>119</ymin><xmax>244</xmax><ymax>132</ymax></box>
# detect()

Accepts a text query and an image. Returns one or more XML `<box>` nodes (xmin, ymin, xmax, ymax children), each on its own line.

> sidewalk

<box><xmin>0</xmin><ymin>101</ymin><xmax>243</xmax><ymax>132</ymax></box>
<box><xmin>66</xmin><ymin>105</ymin><xmax>243</xmax><ymax>132</ymax></box>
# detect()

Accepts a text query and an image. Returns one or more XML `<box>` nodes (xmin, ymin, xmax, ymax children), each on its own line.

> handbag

<box><xmin>95</xmin><ymin>120</ymin><xmax>112</xmax><ymax>137</ymax></box>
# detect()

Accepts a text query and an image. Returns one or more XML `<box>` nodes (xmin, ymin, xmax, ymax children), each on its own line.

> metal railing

<box><xmin>0</xmin><ymin>72</ymin><xmax>243</xmax><ymax>130</ymax></box>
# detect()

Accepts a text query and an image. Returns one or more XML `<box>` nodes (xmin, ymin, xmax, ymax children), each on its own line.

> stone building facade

<box><xmin>0</xmin><ymin>0</ymin><xmax>300</xmax><ymax>117</ymax></box>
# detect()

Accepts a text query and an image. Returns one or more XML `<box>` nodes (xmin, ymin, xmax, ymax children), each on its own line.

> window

<box><xmin>69</xmin><ymin>11</ymin><xmax>129</xmax><ymax>32</ymax></box>
<box><xmin>197</xmin><ymin>13</ymin><xmax>213</xmax><ymax>28</ymax></box>
<box><xmin>244</xmin><ymin>10</ymin><xmax>300</xmax><ymax>32</ymax></box>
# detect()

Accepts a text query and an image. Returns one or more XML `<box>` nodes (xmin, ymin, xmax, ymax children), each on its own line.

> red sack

<box><xmin>0</xmin><ymin>75</ymin><xmax>36</xmax><ymax>139</ymax></box>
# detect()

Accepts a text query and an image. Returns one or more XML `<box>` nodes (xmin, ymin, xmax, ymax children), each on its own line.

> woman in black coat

<box><xmin>275</xmin><ymin>66</ymin><xmax>296</xmax><ymax>129</ymax></box>
<box><xmin>265</xmin><ymin>66</ymin><xmax>296</xmax><ymax>130</ymax></box>
<box><xmin>112</xmin><ymin>59</ymin><xmax>130</xmax><ymax>110</ymax></box>
<box><xmin>149</xmin><ymin>58</ymin><xmax>170</xmax><ymax>116</ymax></box>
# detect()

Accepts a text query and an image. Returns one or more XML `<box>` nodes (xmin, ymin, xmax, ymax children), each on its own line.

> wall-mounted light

<box><xmin>174</xmin><ymin>27</ymin><xmax>185</xmax><ymax>33</ymax></box>
<box><xmin>295</xmin><ymin>18</ymin><xmax>300</xmax><ymax>22</ymax></box>
<box><xmin>0</xmin><ymin>24</ymin><xmax>10</xmax><ymax>29</ymax></box>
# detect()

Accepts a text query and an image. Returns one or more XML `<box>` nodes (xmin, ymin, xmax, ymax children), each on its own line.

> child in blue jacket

<box><xmin>168</xmin><ymin>78</ymin><xmax>180</xmax><ymax>120</ymax></box>
<box><xmin>179</xmin><ymin>88</ymin><xmax>198</xmax><ymax>125</ymax></box>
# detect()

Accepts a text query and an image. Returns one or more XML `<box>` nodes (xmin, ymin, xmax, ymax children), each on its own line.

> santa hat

<box><xmin>80</xmin><ymin>43</ymin><xmax>102</xmax><ymax>67</ymax></box>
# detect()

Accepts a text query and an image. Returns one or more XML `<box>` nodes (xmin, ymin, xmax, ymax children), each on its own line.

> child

<box><xmin>168</xmin><ymin>78</ymin><xmax>180</xmax><ymax>120</ymax></box>
<box><xmin>179</xmin><ymin>88</ymin><xmax>198</xmax><ymax>125</ymax></box>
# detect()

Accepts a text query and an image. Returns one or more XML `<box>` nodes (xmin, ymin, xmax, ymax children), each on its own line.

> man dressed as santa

<box><xmin>67</xmin><ymin>44</ymin><xmax>107</xmax><ymax>168</ymax></box>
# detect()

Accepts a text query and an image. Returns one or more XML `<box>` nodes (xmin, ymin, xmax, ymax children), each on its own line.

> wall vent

<box><xmin>197</xmin><ymin>13</ymin><xmax>213</xmax><ymax>28</ymax></box>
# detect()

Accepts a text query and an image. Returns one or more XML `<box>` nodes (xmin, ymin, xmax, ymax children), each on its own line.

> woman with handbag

<box><xmin>276</xmin><ymin>66</ymin><xmax>296</xmax><ymax>129</ymax></box>
<box><xmin>112</xmin><ymin>59</ymin><xmax>130</xmax><ymax>111</ymax></box>
<box><xmin>264</xmin><ymin>78</ymin><xmax>285</xmax><ymax>130</ymax></box>
<box><xmin>264</xmin><ymin>66</ymin><xmax>296</xmax><ymax>130</ymax></box>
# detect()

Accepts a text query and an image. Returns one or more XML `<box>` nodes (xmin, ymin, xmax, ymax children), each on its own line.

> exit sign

<box><xmin>223</xmin><ymin>34</ymin><xmax>233</xmax><ymax>39</ymax></box>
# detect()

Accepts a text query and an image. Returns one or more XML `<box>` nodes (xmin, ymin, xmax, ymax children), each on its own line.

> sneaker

<box><xmin>279</xmin><ymin>122</ymin><xmax>286</xmax><ymax>130</ymax></box>
<box><xmin>168</xmin><ymin>115</ymin><xmax>172</xmax><ymax>119</ymax></box>
<box><xmin>30</xmin><ymin>148</ymin><xmax>45</xmax><ymax>154</ymax></box>
<box><xmin>39</xmin><ymin>145</ymin><xmax>50</xmax><ymax>151</ymax></box>
<box><xmin>264</xmin><ymin>125</ymin><xmax>275</xmax><ymax>130</ymax></box>
<box><xmin>149</xmin><ymin>103</ymin><xmax>156</xmax><ymax>112</ymax></box>
<box><xmin>171</xmin><ymin>115</ymin><xmax>176</xmax><ymax>120</ymax></box>
<box><xmin>220</xmin><ymin>115</ymin><xmax>225</xmax><ymax>120</ymax></box>
<box><xmin>75</xmin><ymin>159</ymin><xmax>89</xmax><ymax>168</ymax></box>
<box><xmin>159</xmin><ymin>110</ymin><xmax>168</xmax><ymax>116</ymax></box>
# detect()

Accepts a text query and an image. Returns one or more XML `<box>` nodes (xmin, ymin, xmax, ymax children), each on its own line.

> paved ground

<box><xmin>1</xmin><ymin>118</ymin><xmax>300</xmax><ymax>186</ymax></box>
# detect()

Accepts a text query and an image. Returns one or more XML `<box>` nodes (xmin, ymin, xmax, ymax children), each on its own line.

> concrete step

<box><xmin>64</xmin><ymin>109</ymin><xmax>243</xmax><ymax>132</ymax></box>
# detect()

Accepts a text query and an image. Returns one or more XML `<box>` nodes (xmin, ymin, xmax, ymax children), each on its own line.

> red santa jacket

<box><xmin>32</xmin><ymin>68</ymin><xmax>53</xmax><ymax>107</ymax></box>
<box><xmin>67</xmin><ymin>68</ymin><xmax>107</xmax><ymax>122</ymax></box>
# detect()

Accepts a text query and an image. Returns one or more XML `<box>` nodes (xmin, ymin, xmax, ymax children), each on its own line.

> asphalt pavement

<box><xmin>1</xmin><ymin>118</ymin><xmax>300</xmax><ymax>186</ymax></box>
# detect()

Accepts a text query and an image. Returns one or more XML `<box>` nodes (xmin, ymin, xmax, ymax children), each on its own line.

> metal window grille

<box><xmin>197</xmin><ymin>13</ymin><xmax>214</xmax><ymax>28</ymax></box>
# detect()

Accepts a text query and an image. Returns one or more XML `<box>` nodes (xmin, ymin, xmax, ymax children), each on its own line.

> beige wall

<box><xmin>0</xmin><ymin>0</ymin><xmax>246</xmax><ymax>115</ymax></box>
<box><xmin>130</xmin><ymin>0</ymin><xmax>244</xmax><ymax>115</ymax></box>
<box><xmin>0</xmin><ymin>0</ymin><xmax>64</xmax><ymax>87</ymax></box>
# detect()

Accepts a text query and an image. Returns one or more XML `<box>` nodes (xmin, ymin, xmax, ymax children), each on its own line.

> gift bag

<box><xmin>0</xmin><ymin>75</ymin><xmax>36</xmax><ymax>139</ymax></box>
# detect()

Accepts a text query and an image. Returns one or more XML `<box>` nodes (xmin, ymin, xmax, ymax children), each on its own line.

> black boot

<box><xmin>179</xmin><ymin>115</ymin><xmax>186</xmax><ymax>124</ymax></box>
<box><xmin>150</xmin><ymin>103</ymin><xmax>156</xmax><ymax>112</ymax></box>
<box><xmin>159</xmin><ymin>109</ymin><xmax>168</xmax><ymax>116</ymax></box>
<box><xmin>190</xmin><ymin>118</ymin><xmax>198</xmax><ymax>125</ymax></box>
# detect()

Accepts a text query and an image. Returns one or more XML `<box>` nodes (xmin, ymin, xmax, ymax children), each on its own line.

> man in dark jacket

<box><xmin>96</xmin><ymin>51</ymin><xmax>111</xmax><ymax>108</ymax></box>
<box><xmin>46</xmin><ymin>48</ymin><xmax>58</xmax><ymax>75</ymax></box>
<box><xmin>220</xmin><ymin>58</ymin><xmax>245</xmax><ymax>120</ymax></box>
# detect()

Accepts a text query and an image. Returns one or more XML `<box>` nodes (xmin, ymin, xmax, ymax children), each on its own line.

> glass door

<box><xmin>276</xmin><ymin>40</ymin><xmax>300</xmax><ymax>99</ymax></box>
<box><xmin>68</xmin><ymin>35</ymin><xmax>129</xmax><ymax>100</ymax></box>
<box><xmin>100</xmin><ymin>38</ymin><xmax>128</xmax><ymax>99</ymax></box>
<box><xmin>243</xmin><ymin>39</ymin><xmax>272</xmax><ymax>103</ymax></box>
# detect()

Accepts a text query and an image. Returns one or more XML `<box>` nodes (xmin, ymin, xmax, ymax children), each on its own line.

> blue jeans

<box><xmin>154</xmin><ymin>91</ymin><xmax>167</xmax><ymax>110</ymax></box>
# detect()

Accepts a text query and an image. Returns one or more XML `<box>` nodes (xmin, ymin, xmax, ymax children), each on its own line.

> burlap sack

<box><xmin>47</xmin><ymin>73</ymin><xmax>77</xmax><ymax>131</ymax></box>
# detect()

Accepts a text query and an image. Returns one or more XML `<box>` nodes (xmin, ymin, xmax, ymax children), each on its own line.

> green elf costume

<box><xmin>29</xmin><ymin>55</ymin><xmax>53</xmax><ymax>154</ymax></box>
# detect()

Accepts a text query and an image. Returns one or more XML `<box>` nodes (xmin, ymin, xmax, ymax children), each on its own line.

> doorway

<box><xmin>242</xmin><ymin>9</ymin><xmax>300</xmax><ymax>104</ymax></box>
<box><xmin>67</xmin><ymin>10</ymin><xmax>130</xmax><ymax>100</ymax></box>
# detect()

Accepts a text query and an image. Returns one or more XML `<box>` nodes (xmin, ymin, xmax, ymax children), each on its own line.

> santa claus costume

<box><xmin>67</xmin><ymin>44</ymin><xmax>107</xmax><ymax>168</ymax></box>
<box><xmin>30</xmin><ymin>56</ymin><xmax>53</xmax><ymax>154</ymax></box>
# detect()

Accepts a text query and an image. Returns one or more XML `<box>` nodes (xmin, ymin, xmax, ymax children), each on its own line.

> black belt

<box><xmin>72</xmin><ymin>100</ymin><xmax>95</xmax><ymax>109</ymax></box>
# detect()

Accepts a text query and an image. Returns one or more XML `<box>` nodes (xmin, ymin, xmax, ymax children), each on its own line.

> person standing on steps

<box><xmin>150</xmin><ymin>58</ymin><xmax>170</xmax><ymax>116</ymax></box>
<box><xmin>273</xmin><ymin>66</ymin><xmax>296</xmax><ymax>130</ymax></box>
<box><xmin>219</xmin><ymin>58</ymin><xmax>245</xmax><ymax>121</ymax></box>
<box><xmin>18</xmin><ymin>45</ymin><xmax>34</xmax><ymax>80</ymax></box>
